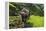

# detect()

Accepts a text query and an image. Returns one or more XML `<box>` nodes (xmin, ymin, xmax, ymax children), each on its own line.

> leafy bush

<box><xmin>27</xmin><ymin>15</ymin><xmax>44</xmax><ymax>27</ymax></box>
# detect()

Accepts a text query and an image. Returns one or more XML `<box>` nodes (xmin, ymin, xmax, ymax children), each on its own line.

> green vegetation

<box><xmin>9</xmin><ymin>16</ymin><xmax>24</xmax><ymax>28</ymax></box>
<box><xmin>9</xmin><ymin>2</ymin><xmax>44</xmax><ymax>28</ymax></box>
<box><xmin>27</xmin><ymin>15</ymin><xmax>44</xmax><ymax>27</ymax></box>
<box><xmin>9</xmin><ymin>15</ymin><xmax>44</xmax><ymax>28</ymax></box>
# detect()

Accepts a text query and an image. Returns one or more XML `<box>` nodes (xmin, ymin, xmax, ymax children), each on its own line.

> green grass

<box><xmin>9</xmin><ymin>15</ymin><xmax>44</xmax><ymax>28</ymax></box>
<box><xmin>27</xmin><ymin>15</ymin><xmax>44</xmax><ymax>27</ymax></box>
